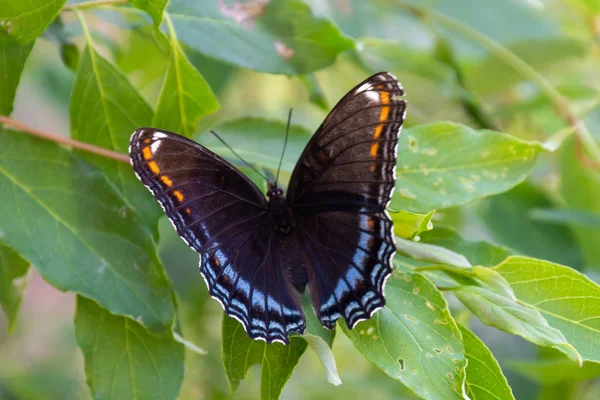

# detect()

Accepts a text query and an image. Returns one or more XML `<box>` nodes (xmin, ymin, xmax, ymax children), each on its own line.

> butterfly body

<box><xmin>129</xmin><ymin>72</ymin><xmax>406</xmax><ymax>344</ymax></box>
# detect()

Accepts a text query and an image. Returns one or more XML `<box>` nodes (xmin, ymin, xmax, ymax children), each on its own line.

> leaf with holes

<box><xmin>343</xmin><ymin>271</ymin><xmax>468</xmax><ymax>400</ymax></box>
<box><xmin>0</xmin><ymin>131</ymin><xmax>176</xmax><ymax>331</ymax></box>
<box><xmin>75</xmin><ymin>296</ymin><xmax>184</xmax><ymax>400</ymax></box>
<box><xmin>70</xmin><ymin>17</ymin><xmax>161</xmax><ymax>233</ymax></box>
<box><xmin>460</xmin><ymin>324</ymin><xmax>515</xmax><ymax>400</ymax></box>
<box><xmin>222</xmin><ymin>315</ymin><xmax>308</xmax><ymax>400</ymax></box>
<box><xmin>0</xmin><ymin>0</ymin><xmax>65</xmax><ymax>44</ymax></box>
<box><xmin>0</xmin><ymin>243</ymin><xmax>29</xmax><ymax>332</ymax></box>
<box><xmin>152</xmin><ymin>15</ymin><xmax>219</xmax><ymax>137</ymax></box>
<box><xmin>390</xmin><ymin>122</ymin><xmax>544</xmax><ymax>213</ymax></box>
<box><xmin>164</xmin><ymin>0</ymin><xmax>353</xmax><ymax>74</ymax></box>
<box><xmin>495</xmin><ymin>256</ymin><xmax>600</xmax><ymax>363</ymax></box>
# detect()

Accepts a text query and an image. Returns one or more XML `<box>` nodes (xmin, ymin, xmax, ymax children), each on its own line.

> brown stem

<box><xmin>0</xmin><ymin>115</ymin><xmax>130</xmax><ymax>164</ymax></box>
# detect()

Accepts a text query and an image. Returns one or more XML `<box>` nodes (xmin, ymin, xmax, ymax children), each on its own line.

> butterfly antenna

<box><xmin>209</xmin><ymin>130</ymin><xmax>269</xmax><ymax>182</ymax></box>
<box><xmin>275</xmin><ymin>108</ymin><xmax>292</xmax><ymax>184</ymax></box>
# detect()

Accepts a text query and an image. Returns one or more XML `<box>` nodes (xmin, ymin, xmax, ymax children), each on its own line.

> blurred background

<box><xmin>1</xmin><ymin>0</ymin><xmax>600</xmax><ymax>399</ymax></box>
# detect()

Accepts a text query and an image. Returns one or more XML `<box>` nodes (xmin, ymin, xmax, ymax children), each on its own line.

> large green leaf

<box><xmin>460</xmin><ymin>324</ymin><xmax>514</xmax><ymax>400</ymax></box>
<box><xmin>152</xmin><ymin>14</ymin><xmax>219</xmax><ymax>137</ymax></box>
<box><xmin>0</xmin><ymin>0</ymin><xmax>65</xmax><ymax>44</ymax></box>
<box><xmin>508</xmin><ymin>358</ymin><xmax>600</xmax><ymax>386</ymax></box>
<box><xmin>560</xmin><ymin>139</ymin><xmax>600</xmax><ymax>270</ymax></box>
<box><xmin>419</xmin><ymin>228</ymin><xmax>511</xmax><ymax>267</ymax></box>
<box><xmin>0</xmin><ymin>131</ymin><xmax>175</xmax><ymax>331</ymax></box>
<box><xmin>221</xmin><ymin>315</ymin><xmax>307</xmax><ymax>400</ymax></box>
<box><xmin>129</xmin><ymin>0</ymin><xmax>168</xmax><ymax>26</ymax></box>
<box><xmin>198</xmin><ymin>117</ymin><xmax>312</xmax><ymax>173</ymax></box>
<box><xmin>391</xmin><ymin>122</ymin><xmax>544</xmax><ymax>212</ymax></box>
<box><xmin>495</xmin><ymin>256</ymin><xmax>600</xmax><ymax>362</ymax></box>
<box><xmin>453</xmin><ymin>267</ymin><xmax>581</xmax><ymax>363</ymax></box>
<box><xmin>481</xmin><ymin>183</ymin><xmax>584</xmax><ymax>268</ymax></box>
<box><xmin>75</xmin><ymin>296</ymin><xmax>184</xmax><ymax>400</ymax></box>
<box><xmin>0</xmin><ymin>39</ymin><xmax>33</xmax><ymax>115</ymax></box>
<box><xmin>0</xmin><ymin>243</ymin><xmax>29</xmax><ymax>331</ymax></box>
<box><xmin>70</xmin><ymin>17</ymin><xmax>161</xmax><ymax>232</ymax></box>
<box><xmin>165</xmin><ymin>0</ymin><xmax>353</xmax><ymax>74</ymax></box>
<box><xmin>343</xmin><ymin>271</ymin><xmax>468</xmax><ymax>400</ymax></box>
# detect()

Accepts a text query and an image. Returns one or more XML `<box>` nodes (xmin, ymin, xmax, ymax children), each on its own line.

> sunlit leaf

<box><xmin>152</xmin><ymin>14</ymin><xmax>219</xmax><ymax>137</ymax></box>
<box><xmin>453</xmin><ymin>267</ymin><xmax>581</xmax><ymax>363</ymax></box>
<box><xmin>0</xmin><ymin>0</ymin><xmax>65</xmax><ymax>44</ymax></box>
<box><xmin>495</xmin><ymin>256</ymin><xmax>600</xmax><ymax>363</ymax></box>
<box><xmin>0</xmin><ymin>131</ymin><xmax>175</xmax><ymax>331</ymax></box>
<box><xmin>75</xmin><ymin>296</ymin><xmax>184</xmax><ymax>400</ymax></box>
<box><xmin>391</xmin><ymin>122</ymin><xmax>544</xmax><ymax>212</ymax></box>
<box><xmin>391</xmin><ymin>209</ymin><xmax>435</xmax><ymax>239</ymax></box>
<box><xmin>71</xmin><ymin>17</ymin><xmax>161</xmax><ymax>232</ymax></box>
<box><xmin>343</xmin><ymin>271</ymin><xmax>468</xmax><ymax>400</ymax></box>
<box><xmin>222</xmin><ymin>315</ymin><xmax>307</xmax><ymax>400</ymax></box>
<box><xmin>395</xmin><ymin>236</ymin><xmax>472</xmax><ymax>268</ymax></box>
<box><xmin>419</xmin><ymin>227</ymin><xmax>511</xmax><ymax>267</ymax></box>
<box><xmin>0</xmin><ymin>39</ymin><xmax>33</xmax><ymax>115</ymax></box>
<box><xmin>164</xmin><ymin>0</ymin><xmax>353</xmax><ymax>74</ymax></box>
<box><xmin>129</xmin><ymin>0</ymin><xmax>168</xmax><ymax>26</ymax></box>
<box><xmin>460</xmin><ymin>324</ymin><xmax>515</xmax><ymax>400</ymax></box>
<box><xmin>0</xmin><ymin>243</ymin><xmax>29</xmax><ymax>332</ymax></box>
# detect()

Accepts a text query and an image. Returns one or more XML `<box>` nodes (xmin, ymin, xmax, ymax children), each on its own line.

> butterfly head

<box><xmin>267</xmin><ymin>182</ymin><xmax>284</xmax><ymax>199</ymax></box>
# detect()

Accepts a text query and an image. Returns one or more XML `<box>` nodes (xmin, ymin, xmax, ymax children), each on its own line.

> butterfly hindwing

<box><xmin>129</xmin><ymin>128</ymin><xmax>305</xmax><ymax>343</ymax></box>
<box><xmin>289</xmin><ymin>72</ymin><xmax>405</xmax><ymax>329</ymax></box>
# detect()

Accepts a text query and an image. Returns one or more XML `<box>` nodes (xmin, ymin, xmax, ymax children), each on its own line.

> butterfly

<box><xmin>129</xmin><ymin>72</ymin><xmax>406</xmax><ymax>344</ymax></box>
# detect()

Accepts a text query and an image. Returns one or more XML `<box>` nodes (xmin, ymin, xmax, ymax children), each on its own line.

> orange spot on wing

<box><xmin>143</xmin><ymin>138</ymin><xmax>151</xmax><ymax>144</ymax></box>
<box><xmin>148</xmin><ymin>161</ymin><xmax>160</xmax><ymax>174</ymax></box>
<box><xmin>185</xmin><ymin>208</ymin><xmax>192</xmax><ymax>215</ymax></box>
<box><xmin>367</xmin><ymin>219</ymin><xmax>376</xmax><ymax>230</ymax></box>
<box><xmin>213</xmin><ymin>257</ymin><xmax>221</xmax><ymax>267</ymax></box>
<box><xmin>161</xmin><ymin>175</ymin><xmax>173</xmax><ymax>187</ymax></box>
<box><xmin>142</xmin><ymin>146</ymin><xmax>152</xmax><ymax>160</ymax></box>
<box><xmin>369</xmin><ymin>164</ymin><xmax>376</xmax><ymax>172</ymax></box>
<box><xmin>173</xmin><ymin>190</ymin><xmax>184</xmax><ymax>202</ymax></box>
<box><xmin>370</xmin><ymin>143</ymin><xmax>379</xmax><ymax>157</ymax></box>
<box><xmin>373</xmin><ymin>90</ymin><xmax>390</xmax><ymax>140</ymax></box>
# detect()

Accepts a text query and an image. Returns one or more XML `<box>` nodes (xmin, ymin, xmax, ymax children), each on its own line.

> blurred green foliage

<box><xmin>1</xmin><ymin>0</ymin><xmax>600</xmax><ymax>399</ymax></box>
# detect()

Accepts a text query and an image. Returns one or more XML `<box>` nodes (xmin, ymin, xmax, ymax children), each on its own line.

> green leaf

<box><xmin>453</xmin><ymin>267</ymin><xmax>581</xmax><ymax>363</ymax></box>
<box><xmin>529</xmin><ymin>208</ymin><xmax>600</xmax><ymax>229</ymax></box>
<box><xmin>460</xmin><ymin>324</ymin><xmax>515</xmax><ymax>400</ymax></box>
<box><xmin>152</xmin><ymin>14</ymin><xmax>219</xmax><ymax>137</ymax></box>
<box><xmin>391</xmin><ymin>122</ymin><xmax>544</xmax><ymax>212</ymax></box>
<box><xmin>71</xmin><ymin>15</ymin><xmax>161</xmax><ymax>232</ymax></box>
<box><xmin>198</xmin><ymin>117</ymin><xmax>312</xmax><ymax>173</ymax></box>
<box><xmin>419</xmin><ymin>227</ymin><xmax>512</xmax><ymax>267</ymax></box>
<box><xmin>129</xmin><ymin>0</ymin><xmax>168</xmax><ymax>27</ymax></box>
<box><xmin>481</xmin><ymin>182</ymin><xmax>584</xmax><ymax>268</ymax></box>
<box><xmin>0</xmin><ymin>0</ymin><xmax>65</xmax><ymax>44</ymax></box>
<box><xmin>343</xmin><ymin>271</ymin><xmax>468</xmax><ymax>400</ymax></box>
<box><xmin>165</xmin><ymin>0</ymin><xmax>353</xmax><ymax>74</ymax></box>
<box><xmin>42</xmin><ymin>16</ymin><xmax>80</xmax><ymax>71</ymax></box>
<box><xmin>221</xmin><ymin>315</ymin><xmax>308</xmax><ymax>400</ymax></box>
<box><xmin>391</xmin><ymin>209</ymin><xmax>435</xmax><ymax>239</ymax></box>
<box><xmin>395</xmin><ymin>236</ymin><xmax>472</xmax><ymax>268</ymax></box>
<box><xmin>75</xmin><ymin>296</ymin><xmax>184</xmax><ymax>400</ymax></box>
<box><xmin>560</xmin><ymin>139</ymin><xmax>600</xmax><ymax>269</ymax></box>
<box><xmin>495</xmin><ymin>256</ymin><xmax>600</xmax><ymax>363</ymax></box>
<box><xmin>508</xmin><ymin>358</ymin><xmax>600</xmax><ymax>386</ymax></box>
<box><xmin>301</xmin><ymin>295</ymin><xmax>341</xmax><ymax>386</ymax></box>
<box><xmin>0</xmin><ymin>39</ymin><xmax>33</xmax><ymax>115</ymax></box>
<box><xmin>0</xmin><ymin>243</ymin><xmax>29</xmax><ymax>331</ymax></box>
<box><xmin>0</xmin><ymin>130</ymin><xmax>175</xmax><ymax>331</ymax></box>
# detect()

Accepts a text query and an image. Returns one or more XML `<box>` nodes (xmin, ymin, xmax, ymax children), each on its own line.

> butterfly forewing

<box><xmin>289</xmin><ymin>72</ymin><xmax>405</xmax><ymax>330</ymax></box>
<box><xmin>129</xmin><ymin>128</ymin><xmax>305</xmax><ymax>344</ymax></box>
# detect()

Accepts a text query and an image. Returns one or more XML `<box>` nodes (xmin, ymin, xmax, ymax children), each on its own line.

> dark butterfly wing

<box><xmin>288</xmin><ymin>72</ymin><xmax>405</xmax><ymax>329</ymax></box>
<box><xmin>130</xmin><ymin>128</ymin><xmax>305</xmax><ymax>343</ymax></box>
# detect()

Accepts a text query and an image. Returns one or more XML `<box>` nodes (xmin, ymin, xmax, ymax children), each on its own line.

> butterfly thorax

<box><xmin>267</xmin><ymin>183</ymin><xmax>295</xmax><ymax>237</ymax></box>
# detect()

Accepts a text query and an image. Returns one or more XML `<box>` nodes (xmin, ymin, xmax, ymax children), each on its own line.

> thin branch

<box><xmin>0</xmin><ymin>115</ymin><xmax>130</xmax><ymax>164</ymax></box>
<box><xmin>393</xmin><ymin>0</ymin><xmax>600</xmax><ymax>168</ymax></box>
<box><xmin>62</xmin><ymin>0</ymin><xmax>128</xmax><ymax>11</ymax></box>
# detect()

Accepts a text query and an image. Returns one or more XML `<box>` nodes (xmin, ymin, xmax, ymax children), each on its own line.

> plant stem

<box><xmin>393</xmin><ymin>0</ymin><xmax>600</xmax><ymax>166</ymax></box>
<box><xmin>62</xmin><ymin>0</ymin><xmax>128</xmax><ymax>11</ymax></box>
<box><xmin>0</xmin><ymin>115</ymin><xmax>130</xmax><ymax>164</ymax></box>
